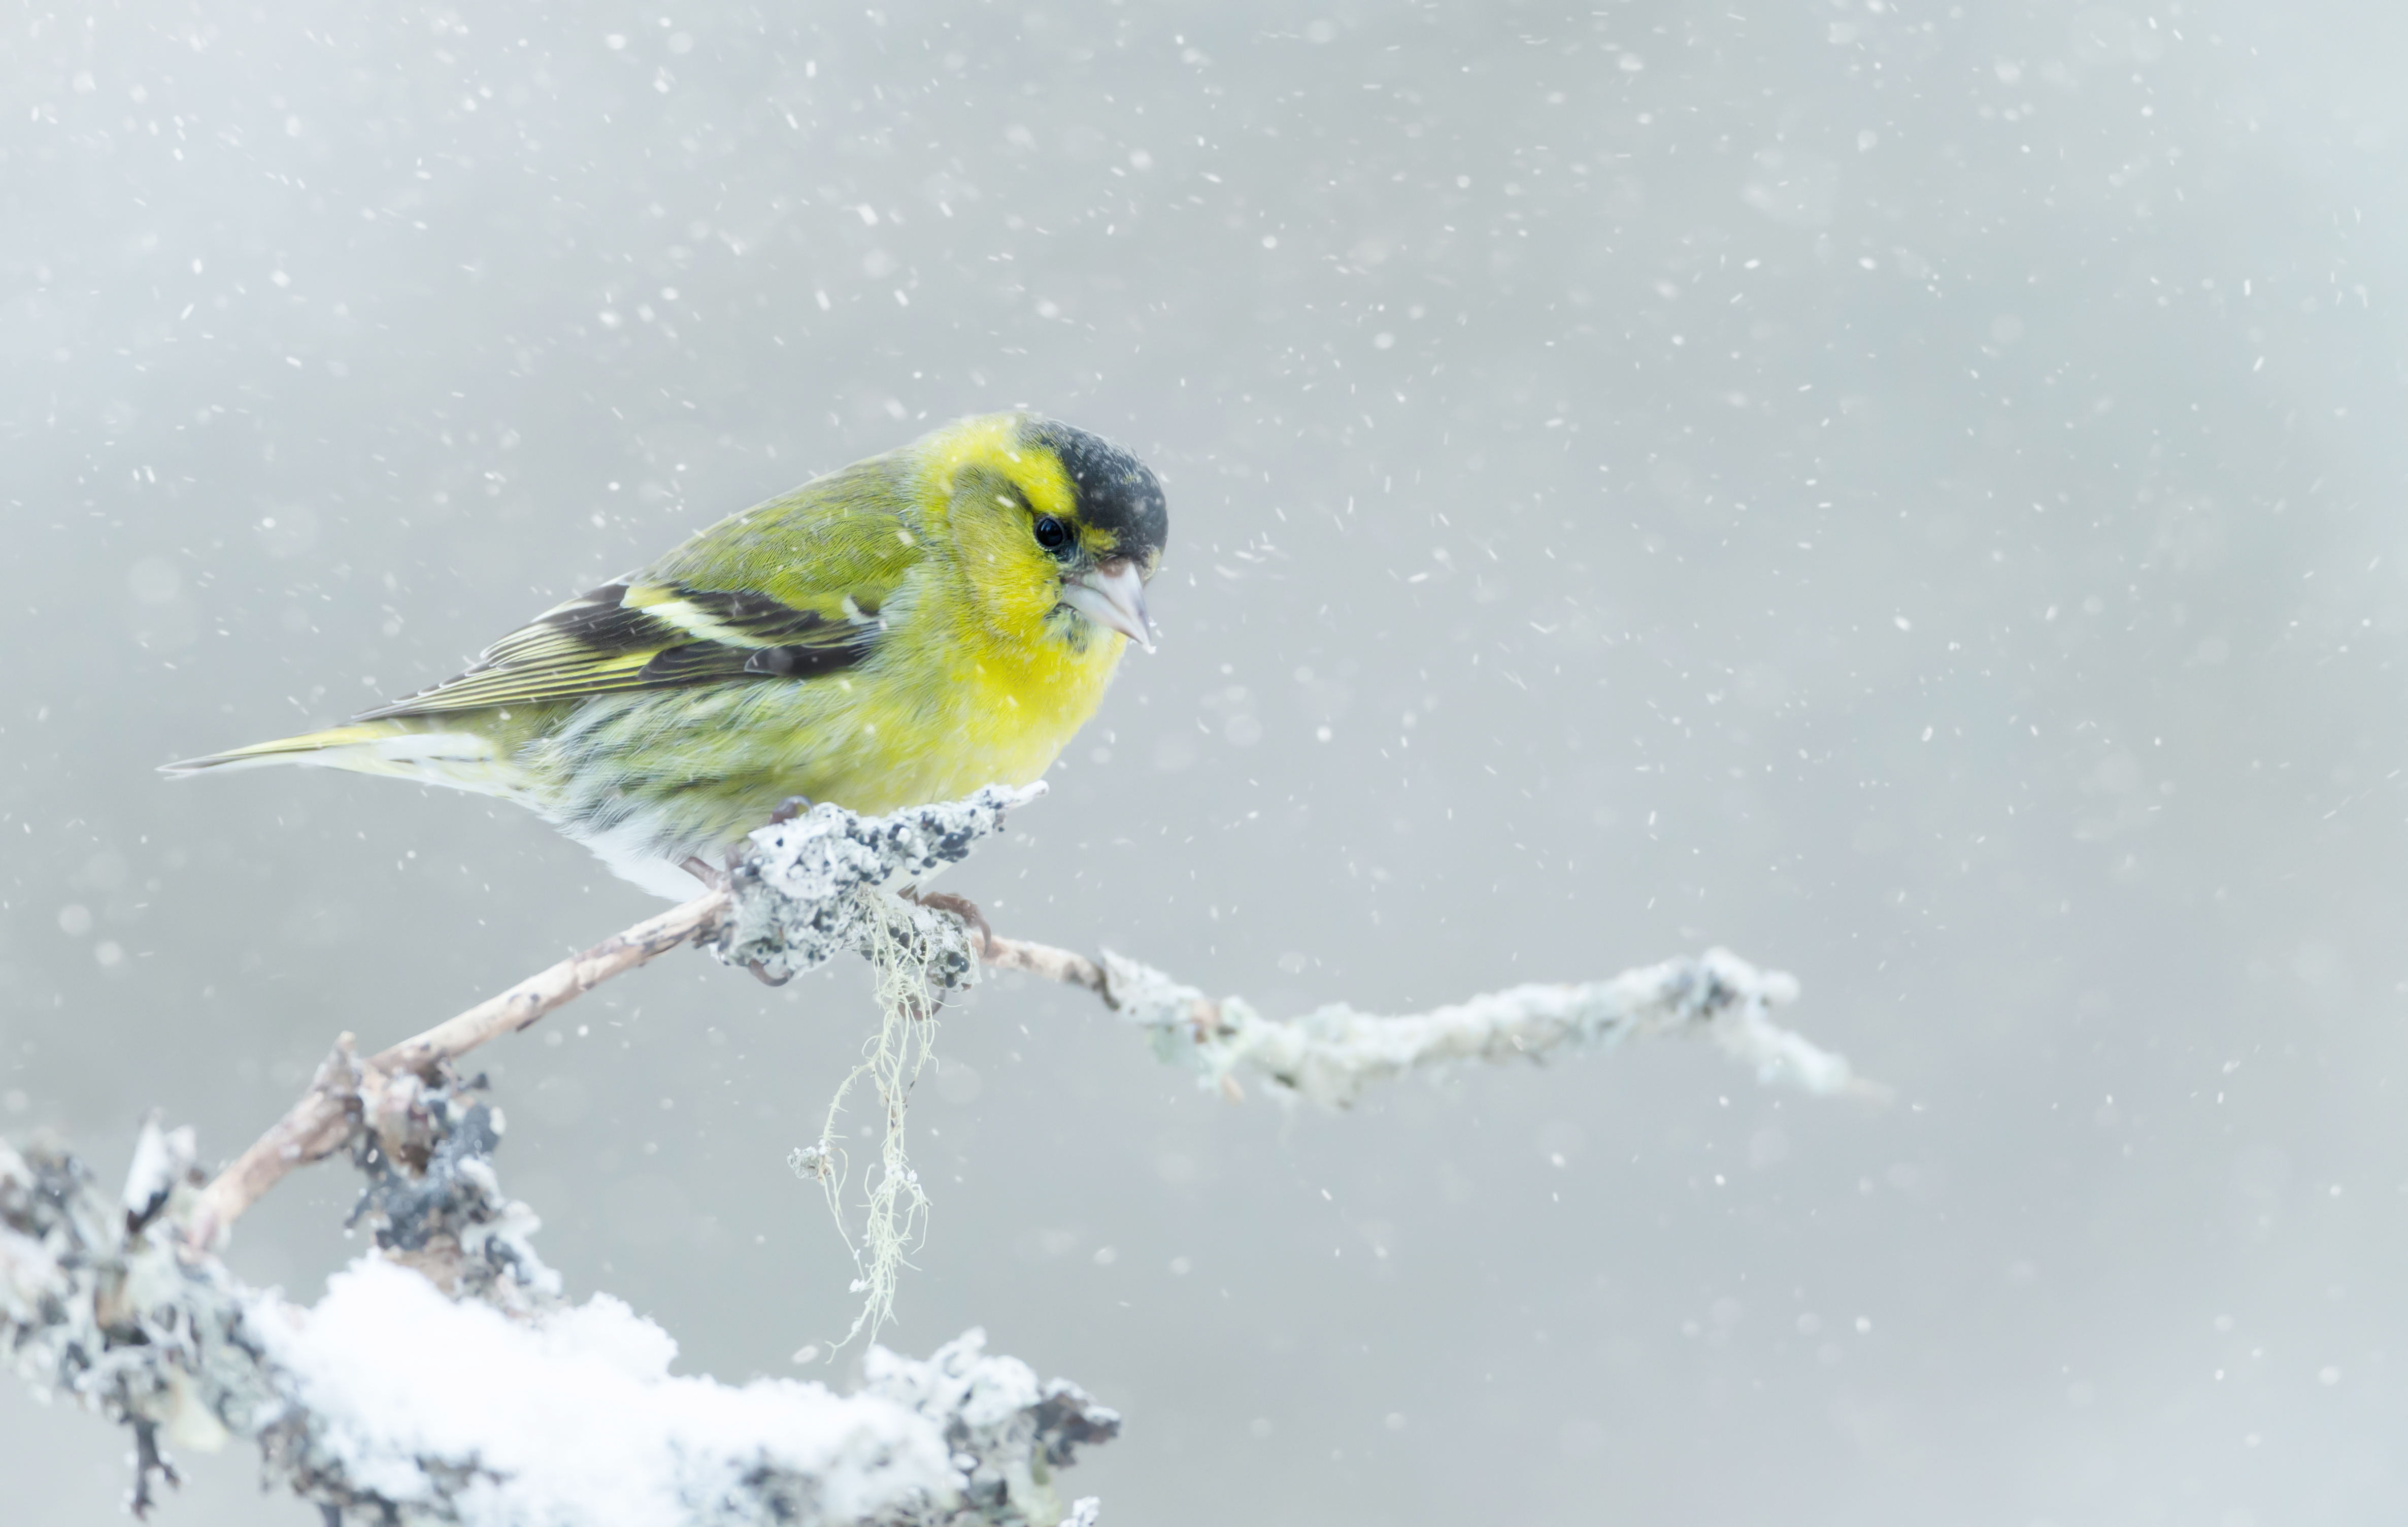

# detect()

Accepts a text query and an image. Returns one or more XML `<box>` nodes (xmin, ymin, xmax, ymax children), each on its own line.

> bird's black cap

<box><xmin>1025</xmin><ymin>418</ymin><xmax>1169</xmax><ymax>571</ymax></box>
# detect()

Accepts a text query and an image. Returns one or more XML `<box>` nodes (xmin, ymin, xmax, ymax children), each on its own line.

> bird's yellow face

<box><xmin>925</xmin><ymin>413</ymin><xmax>1168</xmax><ymax>652</ymax></box>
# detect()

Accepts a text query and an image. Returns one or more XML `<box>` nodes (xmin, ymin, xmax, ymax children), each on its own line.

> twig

<box><xmin>188</xmin><ymin>889</ymin><xmax>730</xmax><ymax>1251</ymax></box>
<box><xmin>128</xmin><ymin>1415</ymin><xmax>179</xmax><ymax>1520</ymax></box>
<box><xmin>975</xmin><ymin>940</ymin><xmax>1871</xmax><ymax>1109</ymax></box>
<box><xmin>193</xmin><ymin>784</ymin><xmax>1044</xmax><ymax>1250</ymax></box>
<box><xmin>979</xmin><ymin>934</ymin><xmax>1106</xmax><ymax>997</ymax></box>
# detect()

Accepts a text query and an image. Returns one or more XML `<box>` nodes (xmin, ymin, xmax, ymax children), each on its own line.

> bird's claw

<box><xmin>765</xmin><ymin>794</ymin><xmax>814</xmax><ymax>827</ymax></box>
<box><xmin>901</xmin><ymin>887</ymin><xmax>993</xmax><ymax>957</ymax></box>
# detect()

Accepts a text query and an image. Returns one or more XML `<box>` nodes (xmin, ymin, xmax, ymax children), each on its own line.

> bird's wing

<box><xmin>360</xmin><ymin>464</ymin><xmax>926</xmax><ymax>720</ymax></box>
<box><xmin>355</xmin><ymin>579</ymin><xmax>890</xmax><ymax>718</ymax></box>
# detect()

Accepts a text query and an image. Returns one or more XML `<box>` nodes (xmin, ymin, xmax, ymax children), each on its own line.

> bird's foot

<box><xmin>900</xmin><ymin>886</ymin><xmax>994</xmax><ymax>958</ymax></box>
<box><xmin>680</xmin><ymin>854</ymin><xmax>730</xmax><ymax>892</ymax></box>
<box><xmin>748</xmin><ymin>960</ymin><xmax>793</xmax><ymax>988</ymax></box>
<box><xmin>765</xmin><ymin>794</ymin><xmax>814</xmax><ymax>827</ymax></box>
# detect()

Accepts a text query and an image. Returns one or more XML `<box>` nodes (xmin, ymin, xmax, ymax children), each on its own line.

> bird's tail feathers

<box><xmin>160</xmin><ymin>723</ymin><xmax>519</xmax><ymax>796</ymax></box>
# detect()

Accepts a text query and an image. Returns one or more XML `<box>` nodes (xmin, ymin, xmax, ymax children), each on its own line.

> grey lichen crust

<box><xmin>706</xmin><ymin>783</ymin><xmax>1044</xmax><ymax>987</ymax></box>
<box><xmin>0</xmin><ymin>1122</ymin><xmax>266</xmax><ymax>1518</ymax></box>
<box><xmin>343</xmin><ymin>1075</ymin><xmax>561</xmax><ymax>1315</ymax></box>
<box><xmin>2</xmin><ymin>1094</ymin><xmax>1114</xmax><ymax>1525</ymax></box>
<box><xmin>862</xmin><ymin>1337</ymin><xmax>1118</xmax><ymax>1524</ymax></box>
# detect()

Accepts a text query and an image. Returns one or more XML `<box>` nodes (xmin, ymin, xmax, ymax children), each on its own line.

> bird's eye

<box><xmin>1032</xmin><ymin>515</ymin><xmax>1071</xmax><ymax>553</ymax></box>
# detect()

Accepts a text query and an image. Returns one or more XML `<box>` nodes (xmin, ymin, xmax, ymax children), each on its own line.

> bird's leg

<box><xmin>900</xmin><ymin>886</ymin><xmax>994</xmax><ymax>958</ymax></box>
<box><xmin>675</xmin><ymin>852</ymin><xmax>780</xmax><ymax>983</ymax></box>
<box><xmin>765</xmin><ymin>794</ymin><xmax>814</xmax><ymax>826</ymax></box>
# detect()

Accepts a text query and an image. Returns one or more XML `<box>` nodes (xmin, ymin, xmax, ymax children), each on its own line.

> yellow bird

<box><xmin>165</xmin><ymin>412</ymin><xmax>1167</xmax><ymax>898</ymax></box>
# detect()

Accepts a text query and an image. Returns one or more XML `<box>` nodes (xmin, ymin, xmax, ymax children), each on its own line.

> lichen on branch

<box><xmin>8</xmin><ymin>782</ymin><xmax>1869</xmax><ymax>1524</ymax></box>
<box><xmin>1084</xmin><ymin>944</ymin><xmax>1874</xmax><ymax>1109</ymax></box>
<box><xmin>704</xmin><ymin>782</ymin><xmax>1040</xmax><ymax>988</ymax></box>
<box><xmin>4</xmin><ymin>1102</ymin><xmax>1115</xmax><ymax>1526</ymax></box>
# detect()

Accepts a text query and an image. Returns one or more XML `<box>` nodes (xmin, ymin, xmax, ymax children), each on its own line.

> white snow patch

<box><xmin>256</xmin><ymin>1258</ymin><xmax>954</xmax><ymax>1526</ymax></box>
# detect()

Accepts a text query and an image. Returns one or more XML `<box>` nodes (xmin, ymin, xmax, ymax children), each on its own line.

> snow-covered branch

<box><xmin>3</xmin><ymin>1098</ymin><xmax>1114</xmax><ymax>1526</ymax></box>
<box><xmin>9</xmin><ymin>783</ymin><xmax>1868</xmax><ymax>1521</ymax></box>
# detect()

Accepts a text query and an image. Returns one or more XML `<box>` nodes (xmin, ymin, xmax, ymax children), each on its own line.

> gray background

<box><xmin>5</xmin><ymin>1</ymin><xmax>2403</xmax><ymax>1521</ymax></box>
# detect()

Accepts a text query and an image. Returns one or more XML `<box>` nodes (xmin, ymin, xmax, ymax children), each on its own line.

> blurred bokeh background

<box><xmin>7</xmin><ymin>1</ymin><xmax>2405</xmax><ymax>1521</ymax></box>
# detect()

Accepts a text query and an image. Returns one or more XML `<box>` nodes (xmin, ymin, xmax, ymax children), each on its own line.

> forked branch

<box><xmin>188</xmin><ymin>888</ymin><xmax>733</xmax><ymax>1250</ymax></box>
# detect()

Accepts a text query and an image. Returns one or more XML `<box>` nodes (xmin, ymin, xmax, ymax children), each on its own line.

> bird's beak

<box><xmin>1061</xmin><ymin>559</ymin><xmax>1156</xmax><ymax>652</ymax></box>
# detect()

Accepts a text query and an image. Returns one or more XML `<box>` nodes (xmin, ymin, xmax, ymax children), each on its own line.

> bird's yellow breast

<box><xmin>795</xmin><ymin>567</ymin><xmax>1123</xmax><ymax>813</ymax></box>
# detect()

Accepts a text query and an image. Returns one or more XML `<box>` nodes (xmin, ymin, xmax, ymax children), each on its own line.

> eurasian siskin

<box><xmin>165</xmin><ymin>411</ymin><xmax>1168</xmax><ymax>897</ymax></box>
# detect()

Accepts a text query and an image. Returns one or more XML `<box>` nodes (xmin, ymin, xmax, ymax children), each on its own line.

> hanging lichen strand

<box><xmin>793</xmin><ymin>888</ymin><xmax>963</xmax><ymax>1351</ymax></box>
